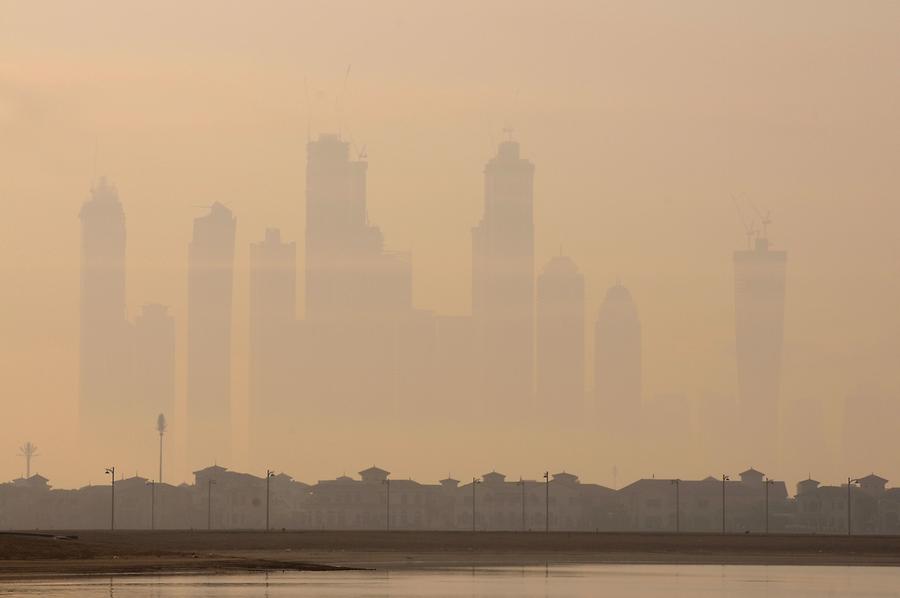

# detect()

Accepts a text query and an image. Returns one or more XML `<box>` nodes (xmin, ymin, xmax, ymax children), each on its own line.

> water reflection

<box><xmin>5</xmin><ymin>564</ymin><xmax>900</xmax><ymax>597</ymax></box>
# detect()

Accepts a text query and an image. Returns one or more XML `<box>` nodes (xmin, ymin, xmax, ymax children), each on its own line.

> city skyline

<box><xmin>3</xmin><ymin>1</ymin><xmax>900</xmax><ymax>493</ymax></box>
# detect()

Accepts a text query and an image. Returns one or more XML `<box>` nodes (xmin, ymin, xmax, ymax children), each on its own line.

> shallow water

<box><xmin>4</xmin><ymin>565</ymin><xmax>900</xmax><ymax>597</ymax></box>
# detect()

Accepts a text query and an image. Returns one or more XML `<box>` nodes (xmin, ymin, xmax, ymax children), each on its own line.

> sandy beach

<box><xmin>2</xmin><ymin>530</ymin><xmax>900</xmax><ymax>579</ymax></box>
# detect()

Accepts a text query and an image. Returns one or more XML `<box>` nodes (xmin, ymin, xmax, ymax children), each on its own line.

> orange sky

<box><xmin>1</xmin><ymin>0</ymin><xmax>899</xmax><ymax>488</ymax></box>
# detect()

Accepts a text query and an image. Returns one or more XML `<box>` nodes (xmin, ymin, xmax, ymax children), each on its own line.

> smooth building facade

<box><xmin>472</xmin><ymin>138</ymin><xmax>535</xmax><ymax>415</ymax></box>
<box><xmin>536</xmin><ymin>255</ymin><xmax>585</xmax><ymax>419</ymax></box>
<box><xmin>594</xmin><ymin>284</ymin><xmax>642</xmax><ymax>435</ymax></box>
<box><xmin>187</xmin><ymin>202</ymin><xmax>236</xmax><ymax>470</ymax></box>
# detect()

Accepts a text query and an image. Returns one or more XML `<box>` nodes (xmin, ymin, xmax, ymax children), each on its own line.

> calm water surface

<box><xmin>4</xmin><ymin>565</ymin><xmax>900</xmax><ymax>597</ymax></box>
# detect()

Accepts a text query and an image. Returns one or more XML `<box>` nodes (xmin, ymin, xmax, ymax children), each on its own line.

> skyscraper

<box><xmin>593</xmin><ymin>283</ymin><xmax>642</xmax><ymax>435</ymax></box>
<box><xmin>249</xmin><ymin>228</ymin><xmax>296</xmax><ymax>465</ymax></box>
<box><xmin>536</xmin><ymin>255</ymin><xmax>585</xmax><ymax>419</ymax></box>
<box><xmin>187</xmin><ymin>202</ymin><xmax>236</xmax><ymax>469</ymax></box>
<box><xmin>79</xmin><ymin>177</ymin><xmax>130</xmax><ymax>450</ymax></box>
<box><xmin>734</xmin><ymin>233</ymin><xmax>786</xmax><ymax>468</ymax></box>
<box><xmin>472</xmin><ymin>137</ymin><xmax>535</xmax><ymax>414</ymax></box>
<box><xmin>132</xmin><ymin>303</ymin><xmax>175</xmax><ymax>441</ymax></box>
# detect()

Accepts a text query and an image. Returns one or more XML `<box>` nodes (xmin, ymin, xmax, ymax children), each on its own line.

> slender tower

<box><xmin>187</xmin><ymin>202</ymin><xmax>236</xmax><ymax>470</ymax></box>
<box><xmin>472</xmin><ymin>134</ymin><xmax>535</xmax><ymax>415</ymax></box>
<box><xmin>734</xmin><ymin>224</ymin><xmax>786</xmax><ymax>468</ymax></box>
<box><xmin>536</xmin><ymin>255</ymin><xmax>585</xmax><ymax>420</ymax></box>
<box><xmin>79</xmin><ymin>177</ymin><xmax>129</xmax><ymax>450</ymax></box>
<box><xmin>594</xmin><ymin>283</ymin><xmax>642</xmax><ymax>437</ymax></box>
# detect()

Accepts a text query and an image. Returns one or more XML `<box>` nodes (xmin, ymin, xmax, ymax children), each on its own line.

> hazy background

<box><xmin>2</xmin><ymin>0</ymin><xmax>899</xmax><ymax>489</ymax></box>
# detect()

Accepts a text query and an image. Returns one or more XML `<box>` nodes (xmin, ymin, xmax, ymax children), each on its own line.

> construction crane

<box><xmin>732</xmin><ymin>195</ymin><xmax>757</xmax><ymax>249</ymax></box>
<box><xmin>18</xmin><ymin>442</ymin><xmax>39</xmax><ymax>479</ymax></box>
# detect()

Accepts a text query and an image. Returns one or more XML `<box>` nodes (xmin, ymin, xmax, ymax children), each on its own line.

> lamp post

<box><xmin>472</xmin><ymin>477</ymin><xmax>481</xmax><ymax>532</ymax></box>
<box><xmin>847</xmin><ymin>477</ymin><xmax>860</xmax><ymax>536</ymax></box>
<box><xmin>265</xmin><ymin>470</ymin><xmax>275</xmax><ymax>531</ymax></box>
<box><xmin>146</xmin><ymin>479</ymin><xmax>155</xmax><ymax>530</ymax></box>
<box><xmin>764</xmin><ymin>477</ymin><xmax>775</xmax><ymax>534</ymax></box>
<box><xmin>517</xmin><ymin>478</ymin><xmax>526</xmax><ymax>531</ymax></box>
<box><xmin>670</xmin><ymin>479</ymin><xmax>681</xmax><ymax>533</ymax></box>
<box><xmin>721</xmin><ymin>474</ymin><xmax>730</xmax><ymax>534</ymax></box>
<box><xmin>544</xmin><ymin>471</ymin><xmax>550</xmax><ymax>533</ymax></box>
<box><xmin>105</xmin><ymin>467</ymin><xmax>115</xmax><ymax>531</ymax></box>
<box><xmin>382</xmin><ymin>478</ymin><xmax>391</xmax><ymax>531</ymax></box>
<box><xmin>207</xmin><ymin>478</ymin><xmax>217</xmax><ymax>530</ymax></box>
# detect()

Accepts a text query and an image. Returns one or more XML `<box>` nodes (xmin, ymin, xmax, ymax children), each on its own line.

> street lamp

<box><xmin>847</xmin><ymin>477</ymin><xmax>860</xmax><ymax>536</ymax></box>
<box><xmin>146</xmin><ymin>479</ymin><xmax>155</xmax><ymax>530</ymax></box>
<box><xmin>471</xmin><ymin>477</ymin><xmax>481</xmax><ymax>532</ymax></box>
<box><xmin>544</xmin><ymin>471</ymin><xmax>550</xmax><ymax>533</ymax></box>
<box><xmin>517</xmin><ymin>478</ymin><xmax>526</xmax><ymax>532</ymax></box>
<box><xmin>670</xmin><ymin>479</ymin><xmax>681</xmax><ymax>533</ymax></box>
<box><xmin>265</xmin><ymin>470</ymin><xmax>275</xmax><ymax>531</ymax></box>
<box><xmin>105</xmin><ymin>467</ymin><xmax>115</xmax><ymax>531</ymax></box>
<box><xmin>764</xmin><ymin>477</ymin><xmax>776</xmax><ymax>534</ymax></box>
<box><xmin>207</xmin><ymin>478</ymin><xmax>217</xmax><ymax>530</ymax></box>
<box><xmin>382</xmin><ymin>478</ymin><xmax>391</xmax><ymax>531</ymax></box>
<box><xmin>721</xmin><ymin>474</ymin><xmax>730</xmax><ymax>534</ymax></box>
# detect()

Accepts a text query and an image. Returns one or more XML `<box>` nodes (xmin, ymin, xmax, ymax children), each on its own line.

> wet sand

<box><xmin>2</xmin><ymin>530</ymin><xmax>900</xmax><ymax>579</ymax></box>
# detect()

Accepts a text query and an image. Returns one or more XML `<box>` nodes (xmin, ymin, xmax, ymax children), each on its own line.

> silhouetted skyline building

<box><xmin>249</xmin><ymin>228</ymin><xmax>297</xmax><ymax>466</ymax></box>
<box><xmin>472</xmin><ymin>137</ymin><xmax>535</xmax><ymax>413</ymax></box>
<box><xmin>78</xmin><ymin>177</ymin><xmax>130</xmax><ymax>450</ymax></box>
<box><xmin>536</xmin><ymin>255</ymin><xmax>585</xmax><ymax>418</ymax></box>
<box><xmin>187</xmin><ymin>202</ymin><xmax>236</xmax><ymax>470</ymax></box>
<box><xmin>734</xmin><ymin>233</ymin><xmax>786</xmax><ymax>469</ymax></box>
<box><xmin>132</xmin><ymin>303</ymin><xmax>175</xmax><ymax>440</ymax></box>
<box><xmin>594</xmin><ymin>283</ymin><xmax>642</xmax><ymax>436</ymax></box>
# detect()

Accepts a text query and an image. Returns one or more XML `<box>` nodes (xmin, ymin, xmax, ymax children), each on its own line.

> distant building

<box><xmin>249</xmin><ymin>228</ymin><xmax>297</xmax><ymax>467</ymax></box>
<box><xmin>734</xmin><ymin>234</ymin><xmax>786</xmax><ymax>469</ymax></box>
<box><xmin>593</xmin><ymin>284</ymin><xmax>642</xmax><ymax>437</ymax></box>
<box><xmin>536</xmin><ymin>255</ymin><xmax>585</xmax><ymax>419</ymax></box>
<box><xmin>187</xmin><ymin>202</ymin><xmax>236</xmax><ymax>470</ymax></box>
<box><xmin>78</xmin><ymin>177</ymin><xmax>131</xmax><ymax>454</ymax></box>
<box><xmin>132</xmin><ymin>303</ymin><xmax>176</xmax><ymax>443</ymax></box>
<box><xmin>472</xmin><ymin>137</ymin><xmax>536</xmax><ymax>415</ymax></box>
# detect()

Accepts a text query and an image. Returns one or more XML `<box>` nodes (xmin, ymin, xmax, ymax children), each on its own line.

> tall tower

<box><xmin>132</xmin><ymin>304</ymin><xmax>176</xmax><ymax>446</ymax></box>
<box><xmin>79</xmin><ymin>177</ymin><xmax>130</xmax><ymax>448</ymax></box>
<box><xmin>472</xmin><ymin>137</ymin><xmax>535</xmax><ymax>414</ymax></box>
<box><xmin>249</xmin><ymin>228</ymin><xmax>296</xmax><ymax>466</ymax></box>
<box><xmin>536</xmin><ymin>255</ymin><xmax>585</xmax><ymax>420</ymax></box>
<box><xmin>187</xmin><ymin>202</ymin><xmax>236</xmax><ymax>469</ymax></box>
<box><xmin>593</xmin><ymin>284</ymin><xmax>642</xmax><ymax>434</ymax></box>
<box><xmin>734</xmin><ymin>232</ymin><xmax>786</xmax><ymax>468</ymax></box>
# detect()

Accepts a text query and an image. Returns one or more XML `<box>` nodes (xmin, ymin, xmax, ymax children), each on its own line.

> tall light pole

<box><xmin>764</xmin><ymin>477</ymin><xmax>775</xmax><ymax>534</ymax></box>
<box><xmin>18</xmin><ymin>442</ymin><xmax>39</xmax><ymax>479</ymax></box>
<box><xmin>105</xmin><ymin>467</ymin><xmax>116</xmax><ymax>531</ymax></box>
<box><xmin>670</xmin><ymin>479</ymin><xmax>681</xmax><ymax>533</ymax></box>
<box><xmin>517</xmin><ymin>478</ymin><xmax>526</xmax><ymax>531</ymax></box>
<box><xmin>265</xmin><ymin>470</ymin><xmax>275</xmax><ymax>531</ymax></box>
<box><xmin>156</xmin><ymin>414</ymin><xmax>167</xmax><ymax>484</ymax></box>
<box><xmin>721</xmin><ymin>474</ymin><xmax>730</xmax><ymax>534</ymax></box>
<box><xmin>544</xmin><ymin>471</ymin><xmax>550</xmax><ymax>533</ymax></box>
<box><xmin>382</xmin><ymin>478</ymin><xmax>391</xmax><ymax>531</ymax></box>
<box><xmin>471</xmin><ymin>477</ymin><xmax>481</xmax><ymax>532</ymax></box>
<box><xmin>207</xmin><ymin>478</ymin><xmax>217</xmax><ymax>530</ymax></box>
<box><xmin>847</xmin><ymin>477</ymin><xmax>860</xmax><ymax>536</ymax></box>
<box><xmin>146</xmin><ymin>480</ymin><xmax>155</xmax><ymax>530</ymax></box>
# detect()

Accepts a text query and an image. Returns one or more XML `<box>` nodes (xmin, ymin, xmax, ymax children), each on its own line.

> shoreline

<box><xmin>3</xmin><ymin>530</ymin><xmax>900</xmax><ymax>579</ymax></box>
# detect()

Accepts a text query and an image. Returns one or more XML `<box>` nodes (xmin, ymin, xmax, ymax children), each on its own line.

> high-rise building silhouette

<box><xmin>249</xmin><ymin>228</ymin><xmax>297</xmax><ymax>465</ymax></box>
<box><xmin>187</xmin><ymin>202</ymin><xmax>236</xmax><ymax>469</ymax></box>
<box><xmin>79</xmin><ymin>177</ymin><xmax>130</xmax><ymax>450</ymax></box>
<box><xmin>472</xmin><ymin>137</ymin><xmax>535</xmax><ymax>414</ymax></box>
<box><xmin>304</xmin><ymin>133</ymin><xmax>411</xmax><ymax>322</ymax></box>
<box><xmin>594</xmin><ymin>283</ymin><xmax>642</xmax><ymax>435</ymax></box>
<box><xmin>536</xmin><ymin>255</ymin><xmax>585</xmax><ymax>418</ymax></box>
<box><xmin>734</xmin><ymin>232</ymin><xmax>786</xmax><ymax>468</ymax></box>
<box><xmin>132</xmin><ymin>303</ymin><xmax>175</xmax><ymax>439</ymax></box>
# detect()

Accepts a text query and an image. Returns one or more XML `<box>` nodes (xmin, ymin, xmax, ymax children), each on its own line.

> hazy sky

<box><xmin>2</xmin><ymin>0</ymin><xmax>899</xmax><ymax>488</ymax></box>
